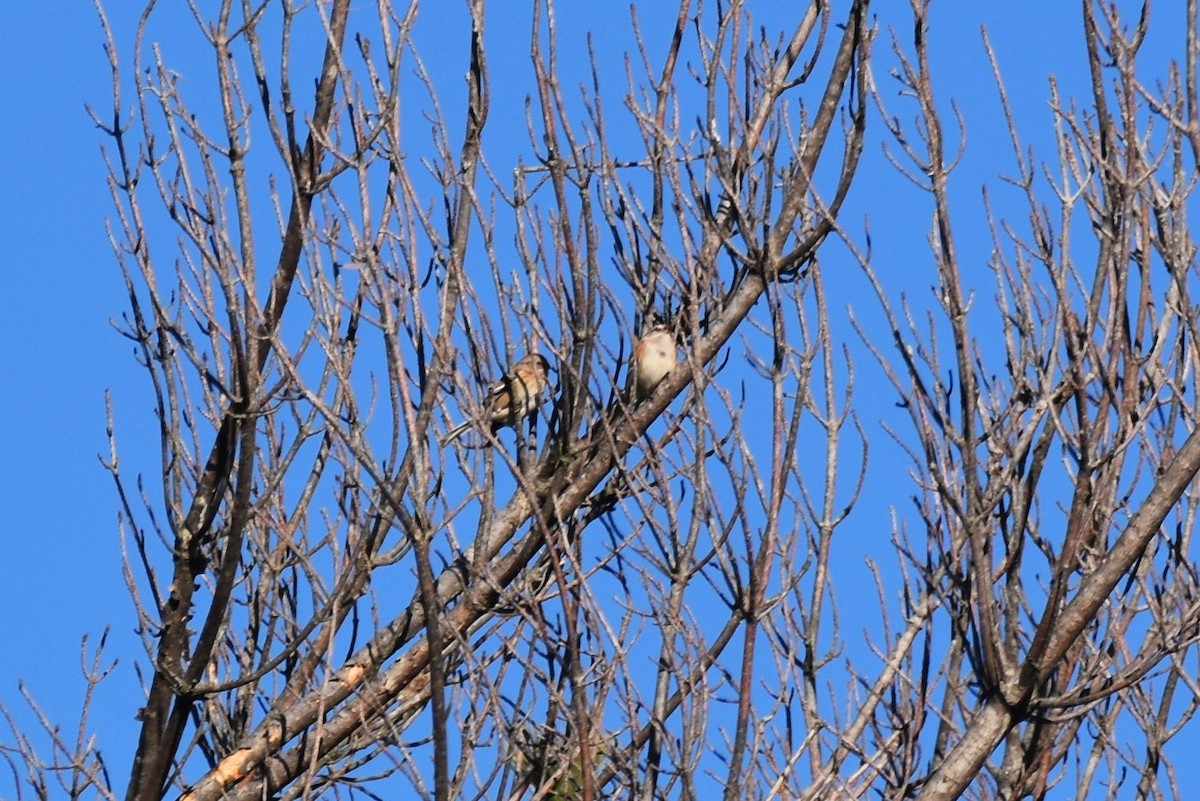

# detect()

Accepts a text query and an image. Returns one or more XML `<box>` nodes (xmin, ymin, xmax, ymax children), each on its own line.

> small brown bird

<box><xmin>627</xmin><ymin>322</ymin><xmax>677</xmax><ymax>402</ymax></box>
<box><xmin>444</xmin><ymin>353</ymin><xmax>553</xmax><ymax>443</ymax></box>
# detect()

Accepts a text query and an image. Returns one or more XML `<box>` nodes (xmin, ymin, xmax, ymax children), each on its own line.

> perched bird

<box><xmin>444</xmin><ymin>353</ymin><xmax>553</xmax><ymax>444</ymax></box>
<box><xmin>627</xmin><ymin>321</ymin><xmax>677</xmax><ymax>402</ymax></box>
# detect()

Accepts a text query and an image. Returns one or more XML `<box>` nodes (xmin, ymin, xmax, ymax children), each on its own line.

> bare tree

<box><xmin>847</xmin><ymin>2</ymin><xmax>1200</xmax><ymax>799</ymax></box>
<box><xmin>3</xmin><ymin>1</ymin><xmax>1199</xmax><ymax>799</ymax></box>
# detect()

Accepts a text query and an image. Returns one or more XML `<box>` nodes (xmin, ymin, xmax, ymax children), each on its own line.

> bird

<box><xmin>444</xmin><ymin>353</ymin><xmax>553</xmax><ymax>444</ymax></box>
<box><xmin>627</xmin><ymin>321</ymin><xmax>677</xmax><ymax>403</ymax></box>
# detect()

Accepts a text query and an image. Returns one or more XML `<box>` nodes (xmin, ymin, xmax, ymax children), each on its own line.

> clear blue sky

<box><xmin>0</xmin><ymin>1</ymin><xmax>1189</xmax><ymax>795</ymax></box>
<box><xmin>1</xmin><ymin>3</ymin><xmax>153</xmax><ymax>774</ymax></box>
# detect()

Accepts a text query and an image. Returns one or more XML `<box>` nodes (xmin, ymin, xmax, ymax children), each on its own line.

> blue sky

<box><xmin>1</xmin><ymin>1</ymin><xmax>1192</xmax><ymax>796</ymax></box>
<box><xmin>1</xmin><ymin>2</ymin><xmax>151</xmax><ymax>773</ymax></box>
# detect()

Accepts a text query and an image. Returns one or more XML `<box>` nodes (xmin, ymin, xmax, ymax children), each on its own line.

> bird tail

<box><xmin>442</xmin><ymin>420</ymin><xmax>471</xmax><ymax>445</ymax></box>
